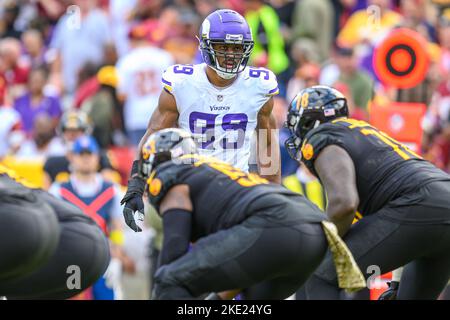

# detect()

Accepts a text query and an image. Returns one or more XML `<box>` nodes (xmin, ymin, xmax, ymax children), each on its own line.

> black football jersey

<box><xmin>147</xmin><ymin>154</ymin><xmax>316</xmax><ymax>241</ymax></box>
<box><xmin>300</xmin><ymin>118</ymin><xmax>450</xmax><ymax>216</ymax></box>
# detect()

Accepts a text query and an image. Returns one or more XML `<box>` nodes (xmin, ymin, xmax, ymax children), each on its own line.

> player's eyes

<box><xmin>215</xmin><ymin>45</ymin><xmax>243</xmax><ymax>52</ymax></box>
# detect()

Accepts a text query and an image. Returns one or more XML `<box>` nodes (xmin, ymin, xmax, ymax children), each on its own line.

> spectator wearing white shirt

<box><xmin>116</xmin><ymin>23</ymin><xmax>174</xmax><ymax>146</ymax></box>
<box><xmin>49</xmin><ymin>0</ymin><xmax>112</xmax><ymax>94</ymax></box>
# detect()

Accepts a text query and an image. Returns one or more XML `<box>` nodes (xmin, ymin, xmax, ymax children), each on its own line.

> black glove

<box><xmin>121</xmin><ymin>160</ymin><xmax>146</xmax><ymax>232</ymax></box>
<box><xmin>378</xmin><ymin>281</ymin><xmax>399</xmax><ymax>300</ymax></box>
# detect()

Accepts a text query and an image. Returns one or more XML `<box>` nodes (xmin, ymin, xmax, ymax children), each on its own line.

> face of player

<box><xmin>211</xmin><ymin>43</ymin><xmax>245</xmax><ymax>71</ymax></box>
<box><xmin>71</xmin><ymin>152</ymin><xmax>100</xmax><ymax>175</ymax></box>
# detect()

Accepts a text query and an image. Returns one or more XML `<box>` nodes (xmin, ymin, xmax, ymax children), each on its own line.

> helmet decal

<box><xmin>201</xmin><ymin>19</ymin><xmax>210</xmax><ymax>39</ymax></box>
<box><xmin>142</xmin><ymin>139</ymin><xmax>156</xmax><ymax>160</ymax></box>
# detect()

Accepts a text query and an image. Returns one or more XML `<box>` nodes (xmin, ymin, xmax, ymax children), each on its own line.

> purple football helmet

<box><xmin>198</xmin><ymin>9</ymin><xmax>254</xmax><ymax>79</ymax></box>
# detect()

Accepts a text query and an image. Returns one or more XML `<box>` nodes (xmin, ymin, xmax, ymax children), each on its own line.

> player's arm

<box><xmin>256</xmin><ymin>97</ymin><xmax>281</xmax><ymax>184</ymax></box>
<box><xmin>121</xmin><ymin>89</ymin><xmax>179</xmax><ymax>232</ymax></box>
<box><xmin>314</xmin><ymin>145</ymin><xmax>359</xmax><ymax>237</ymax></box>
<box><xmin>158</xmin><ymin>184</ymin><xmax>193</xmax><ymax>267</ymax></box>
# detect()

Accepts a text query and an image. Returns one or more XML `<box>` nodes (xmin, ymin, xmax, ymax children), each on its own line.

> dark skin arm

<box><xmin>159</xmin><ymin>184</ymin><xmax>193</xmax><ymax>213</ymax></box>
<box><xmin>314</xmin><ymin>145</ymin><xmax>359</xmax><ymax>237</ymax></box>
<box><xmin>256</xmin><ymin>97</ymin><xmax>281</xmax><ymax>184</ymax></box>
<box><xmin>135</xmin><ymin>89</ymin><xmax>179</xmax><ymax>159</ymax></box>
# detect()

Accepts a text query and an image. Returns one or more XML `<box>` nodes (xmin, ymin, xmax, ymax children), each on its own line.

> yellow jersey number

<box><xmin>181</xmin><ymin>154</ymin><xmax>269</xmax><ymax>187</ymax></box>
<box><xmin>333</xmin><ymin>119</ymin><xmax>421</xmax><ymax>160</ymax></box>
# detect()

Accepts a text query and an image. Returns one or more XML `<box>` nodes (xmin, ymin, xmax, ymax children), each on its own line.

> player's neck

<box><xmin>205</xmin><ymin>66</ymin><xmax>237</xmax><ymax>88</ymax></box>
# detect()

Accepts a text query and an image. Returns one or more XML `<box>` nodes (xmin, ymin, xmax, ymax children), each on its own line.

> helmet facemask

<box><xmin>285</xmin><ymin>110</ymin><xmax>321</xmax><ymax>162</ymax></box>
<box><xmin>200</xmin><ymin>37</ymin><xmax>253</xmax><ymax>79</ymax></box>
<box><xmin>140</xmin><ymin>129</ymin><xmax>199</xmax><ymax>179</ymax></box>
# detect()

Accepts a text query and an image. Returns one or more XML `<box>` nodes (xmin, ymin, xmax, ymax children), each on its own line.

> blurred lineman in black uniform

<box><xmin>0</xmin><ymin>164</ymin><xmax>110</xmax><ymax>299</ymax></box>
<box><xmin>122</xmin><ymin>128</ymin><xmax>365</xmax><ymax>300</ymax></box>
<box><xmin>285</xmin><ymin>85</ymin><xmax>450</xmax><ymax>300</ymax></box>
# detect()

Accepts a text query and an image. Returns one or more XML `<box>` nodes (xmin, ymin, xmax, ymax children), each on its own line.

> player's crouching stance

<box><xmin>285</xmin><ymin>86</ymin><xmax>450</xmax><ymax>299</ymax></box>
<box><xmin>0</xmin><ymin>166</ymin><xmax>110</xmax><ymax>299</ymax></box>
<box><xmin>125</xmin><ymin>128</ymin><xmax>365</xmax><ymax>300</ymax></box>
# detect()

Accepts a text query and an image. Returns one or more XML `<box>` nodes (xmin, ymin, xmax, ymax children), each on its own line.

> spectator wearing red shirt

<box><xmin>0</xmin><ymin>37</ymin><xmax>30</xmax><ymax>103</ymax></box>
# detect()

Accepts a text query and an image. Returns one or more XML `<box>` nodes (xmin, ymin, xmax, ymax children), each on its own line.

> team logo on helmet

<box><xmin>201</xmin><ymin>19</ymin><xmax>210</xmax><ymax>39</ymax></box>
<box><xmin>142</xmin><ymin>139</ymin><xmax>156</xmax><ymax>160</ymax></box>
<box><xmin>301</xmin><ymin>143</ymin><xmax>314</xmax><ymax>160</ymax></box>
<box><xmin>148</xmin><ymin>178</ymin><xmax>162</xmax><ymax>196</ymax></box>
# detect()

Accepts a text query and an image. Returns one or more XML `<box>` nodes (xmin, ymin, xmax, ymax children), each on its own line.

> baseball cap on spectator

<box><xmin>97</xmin><ymin>65</ymin><xmax>118</xmax><ymax>88</ymax></box>
<box><xmin>72</xmin><ymin>135</ymin><xmax>99</xmax><ymax>154</ymax></box>
<box><xmin>335</xmin><ymin>43</ymin><xmax>354</xmax><ymax>56</ymax></box>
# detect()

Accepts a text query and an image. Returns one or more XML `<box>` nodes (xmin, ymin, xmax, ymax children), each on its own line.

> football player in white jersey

<box><xmin>121</xmin><ymin>9</ymin><xmax>281</xmax><ymax>232</ymax></box>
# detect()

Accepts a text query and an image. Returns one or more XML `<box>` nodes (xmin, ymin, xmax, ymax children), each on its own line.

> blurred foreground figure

<box><xmin>286</xmin><ymin>86</ymin><xmax>450</xmax><ymax>300</ymax></box>
<box><xmin>0</xmin><ymin>164</ymin><xmax>110</xmax><ymax>299</ymax></box>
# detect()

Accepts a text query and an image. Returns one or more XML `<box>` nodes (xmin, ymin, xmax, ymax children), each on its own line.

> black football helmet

<box><xmin>139</xmin><ymin>128</ymin><xmax>198</xmax><ymax>179</ymax></box>
<box><xmin>58</xmin><ymin>110</ymin><xmax>92</xmax><ymax>134</ymax></box>
<box><xmin>285</xmin><ymin>85</ymin><xmax>348</xmax><ymax>161</ymax></box>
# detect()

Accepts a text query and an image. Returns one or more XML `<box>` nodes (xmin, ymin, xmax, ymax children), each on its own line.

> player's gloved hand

<box><xmin>121</xmin><ymin>160</ymin><xmax>146</xmax><ymax>232</ymax></box>
<box><xmin>378</xmin><ymin>281</ymin><xmax>399</xmax><ymax>300</ymax></box>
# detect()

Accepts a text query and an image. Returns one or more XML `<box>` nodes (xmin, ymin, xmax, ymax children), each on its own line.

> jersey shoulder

<box><xmin>301</xmin><ymin>122</ymin><xmax>351</xmax><ymax>167</ymax></box>
<box><xmin>147</xmin><ymin>160</ymin><xmax>192</xmax><ymax>213</ymax></box>
<box><xmin>241</xmin><ymin>66</ymin><xmax>279</xmax><ymax>97</ymax></box>
<box><xmin>161</xmin><ymin>63</ymin><xmax>203</xmax><ymax>94</ymax></box>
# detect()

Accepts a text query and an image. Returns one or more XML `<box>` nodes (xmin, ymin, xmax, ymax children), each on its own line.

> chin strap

<box><xmin>215</xmin><ymin>69</ymin><xmax>237</xmax><ymax>80</ymax></box>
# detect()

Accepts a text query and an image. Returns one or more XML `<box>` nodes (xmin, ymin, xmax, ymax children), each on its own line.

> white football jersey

<box><xmin>116</xmin><ymin>47</ymin><xmax>174</xmax><ymax>131</ymax></box>
<box><xmin>162</xmin><ymin>63</ymin><xmax>279</xmax><ymax>172</ymax></box>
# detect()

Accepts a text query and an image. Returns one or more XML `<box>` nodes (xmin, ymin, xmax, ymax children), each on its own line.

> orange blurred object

<box><xmin>369</xmin><ymin>102</ymin><xmax>427</xmax><ymax>155</ymax></box>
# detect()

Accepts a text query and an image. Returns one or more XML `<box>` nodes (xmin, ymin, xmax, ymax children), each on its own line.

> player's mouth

<box><xmin>224</xmin><ymin>60</ymin><xmax>237</xmax><ymax>69</ymax></box>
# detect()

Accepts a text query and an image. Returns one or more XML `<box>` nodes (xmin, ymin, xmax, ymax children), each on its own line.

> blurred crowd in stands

<box><xmin>1</xmin><ymin>0</ymin><xmax>450</xmax><ymax>299</ymax></box>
